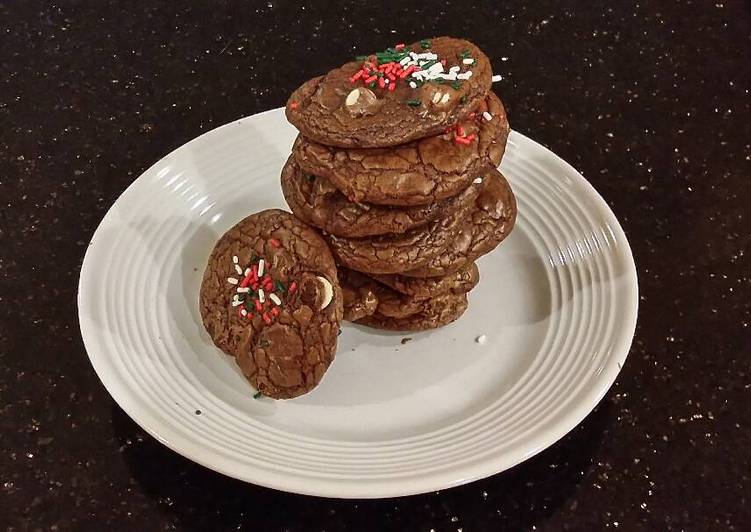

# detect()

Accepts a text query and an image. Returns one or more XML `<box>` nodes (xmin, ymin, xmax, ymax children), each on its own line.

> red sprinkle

<box><xmin>457</xmin><ymin>125</ymin><xmax>466</xmax><ymax>137</ymax></box>
<box><xmin>386</xmin><ymin>73</ymin><xmax>396</xmax><ymax>81</ymax></box>
<box><xmin>271</xmin><ymin>307</ymin><xmax>279</xmax><ymax>316</ymax></box>
<box><xmin>246</xmin><ymin>313</ymin><xmax>253</xmax><ymax>320</ymax></box>
<box><xmin>454</xmin><ymin>136</ymin><xmax>471</xmax><ymax>145</ymax></box>
<box><xmin>240</xmin><ymin>272</ymin><xmax>253</xmax><ymax>288</ymax></box>
<box><xmin>388</xmin><ymin>82</ymin><xmax>396</xmax><ymax>92</ymax></box>
<box><xmin>466</xmin><ymin>133</ymin><xmax>477</xmax><ymax>142</ymax></box>
<box><xmin>289</xmin><ymin>101</ymin><xmax>298</xmax><ymax>110</ymax></box>
<box><xmin>350</xmin><ymin>69</ymin><xmax>365</xmax><ymax>83</ymax></box>
<box><xmin>251</xmin><ymin>264</ymin><xmax>258</xmax><ymax>282</ymax></box>
<box><xmin>269</xmin><ymin>238</ymin><xmax>281</xmax><ymax>248</ymax></box>
<box><xmin>251</xmin><ymin>282</ymin><xmax>259</xmax><ymax>291</ymax></box>
<box><xmin>395</xmin><ymin>43</ymin><xmax>405</xmax><ymax>50</ymax></box>
<box><xmin>364</xmin><ymin>75</ymin><xmax>377</xmax><ymax>84</ymax></box>
<box><xmin>255</xmin><ymin>299</ymin><xmax>263</xmax><ymax>311</ymax></box>
<box><xmin>378</xmin><ymin>77</ymin><xmax>386</xmax><ymax>89</ymax></box>
<box><xmin>289</xmin><ymin>281</ymin><xmax>297</xmax><ymax>294</ymax></box>
<box><xmin>262</xmin><ymin>312</ymin><xmax>271</xmax><ymax>325</ymax></box>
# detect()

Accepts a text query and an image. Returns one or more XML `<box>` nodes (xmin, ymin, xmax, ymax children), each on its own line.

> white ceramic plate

<box><xmin>78</xmin><ymin>108</ymin><xmax>637</xmax><ymax>498</ymax></box>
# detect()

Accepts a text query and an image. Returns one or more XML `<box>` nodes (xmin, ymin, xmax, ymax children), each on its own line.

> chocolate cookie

<box><xmin>281</xmin><ymin>157</ymin><xmax>467</xmax><ymax>237</ymax></box>
<box><xmin>339</xmin><ymin>268</ymin><xmax>379</xmax><ymax>322</ymax></box>
<box><xmin>286</xmin><ymin>37</ymin><xmax>492</xmax><ymax>148</ymax></box>
<box><xmin>293</xmin><ymin>92</ymin><xmax>509</xmax><ymax>206</ymax></box>
<box><xmin>324</xmin><ymin>179</ymin><xmax>482</xmax><ymax>274</ymax></box>
<box><xmin>402</xmin><ymin>169</ymin><xmax>517</xmax><ymax>278</ymax></box>
<box><xmin>356</xmin><ymin>293</ymin><xmax>469</xmax><ymax>331</ymax></box>
<box><xmin>369</xmin><ymin>262</ymin><xmax>480</xmax><ymax>300</ymax></box>
<box><xmin>199</xmin><ymin>210</ymin><xmax>342</xmax><ymax>399</ymax></box>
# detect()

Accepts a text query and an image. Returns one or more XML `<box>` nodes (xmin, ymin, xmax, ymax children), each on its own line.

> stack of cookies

<box><xmin>282</xmin><ymin>37</ymin><xmax>517</xmax><ymax>331</ymax></box>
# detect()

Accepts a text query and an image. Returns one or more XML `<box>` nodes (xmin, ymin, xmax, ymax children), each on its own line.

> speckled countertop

<box><xmin>1</xmin><ymin>2</ymin><xmax>750</xmax><ymax>530</ymax></box>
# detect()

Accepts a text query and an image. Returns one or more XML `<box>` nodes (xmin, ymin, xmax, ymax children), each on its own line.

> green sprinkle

<box><xmin>368</xmin><ymin>81</ymin><xmax>376</xmax><ymax>89</ymax></box>
<box><xmin>420</xmin><ymin>39</ymin><xmax>431</xmax><ymax>49</ymax></box>
<box><xmin>253</xmin><ymin>391</ymin><xmax>263</xmax><ymax>399</ymax></box>
<box><xmin>306</xmin><ymin>174</ymin><xmax>315</xmax><ymax>182</ymax></box>
<box><xmin>459</xmin><ymin>49</ymin><xmax>471</xmax><ymax>59</ymax></box>
<box><xmin>406</xmin><ymin>99</ymin><xmax>421</xmax><ymax>107</ymax></box>
<box><xmin>451</xmin><ymin>81</ymin><xmax>462</xmax><ymax>90</ymax></box>
<box><xmin>432</xmin><ymin>79</ymin><xmax>444</xmax><ymax>85</ymax></box>
<box><xmin>355</xmin><ymin>55</ymin><xmax>367</xmax><ymax>61</ymax></box>
<box><xmin>251</xmin><ymin>255</ymin><xmax>259</xmax><ymax>263</ymax></box>
<box><xmin>274</xmin><ymin>280</ymin><xmax>287</xmax><ymax>293</ymax></box>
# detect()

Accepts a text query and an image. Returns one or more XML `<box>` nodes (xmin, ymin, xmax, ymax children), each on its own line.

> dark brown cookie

<box><xmin>324</xmin><ymin>180</ymin><xmax>482</xmax><ymax>275</ymax></box>
<box><xmin>369</xmin><ymin>262</ymin><xmax>480</xmax><ymax>300</ymax></box>
<box><xmin>199</xmin><ymin>210</ymin><xmax>342</xmax><ymax>399</ymax></box>
<box><xmin>356</xmin><ymin>293</ymin><xmax>469</xmax><ymax>331</ymax></box>
<box><xmin>286</xmin><ymin>37</ymin><xmax>492</xmax><ymax>148</ymax></box>
<box><xmin>402</xmin><ymin>169</ymin><xmax>517</xmax><ymax>278</ymax></box>
<box><xmin>281</xmin><ymin>157</ymin><xmax>467</xmax><ymax>238</ymax></box>
<box><xmin>339</xmin><ymin>268</ymin><xmax>379</xmax><ymax>322</ymax></box>
<box><xmin>293</xmin><ymin>92</ymin><xmax>509</xmax><ymax>206</ymax></box>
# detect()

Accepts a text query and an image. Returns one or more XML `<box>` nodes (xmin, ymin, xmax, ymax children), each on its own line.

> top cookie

<box><xmin>199</xmin><ymin>210</ymin><xmax>343</xmax><ymax>399</ymax></box>
<box><xmin>286</xmin><ymin>37</ymin><xmax>493</xmax><ymax>148</ymax></box>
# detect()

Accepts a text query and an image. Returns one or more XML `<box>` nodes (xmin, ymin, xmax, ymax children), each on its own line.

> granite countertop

<box><xmin>1</xmin><ymin>2</ymin><xmax>749</xmax><ymax>530</ymax></box>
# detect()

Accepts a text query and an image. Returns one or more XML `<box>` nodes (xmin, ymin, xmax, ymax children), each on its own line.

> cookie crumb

<box><xmin>400</xmin><ymin>337</ymin><xmax>413</xmax><ymax>345</ymax></box>
<box><xmin>475</xmin><ymin>334</ymin><xmax>487</xmax><ymax>345</ymax></box>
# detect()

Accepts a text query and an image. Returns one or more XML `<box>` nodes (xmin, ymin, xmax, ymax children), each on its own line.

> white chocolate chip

<box><xmin>316</xmin><ymin>276</ymin><xmax>333</xmax><ymax>310</ymax></box>
<box><xmin>440</xmin><ymin>93</ymin><xmax>450</xmax><ymax>104</ymax></box>
<box><xmin>432</xmin><ymin>92</ymin><xmax>442</xmax><ymax>104</ymax></box>
<box><xmin>473</xmin><ymin>177</ymin><xmax>483</xmax><ymax>184</ymax></box>
<box><xmin>345</xmin><ymin>88</ymin><xmax>360</xmax><ymax>106</ymax></box>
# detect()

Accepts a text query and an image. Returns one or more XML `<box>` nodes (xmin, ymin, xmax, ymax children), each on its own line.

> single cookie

<box><xmin>281</xmin><ymin>157</ymin><xmax>467</xmax><ymax>237</ymax></box>
<box><xmin>286</xmin><ymin>37</ymin><xmax>493</xmax><ymax>148</ymax></box>
<box><xmin>356</xmin><ymin>293</ymin><xmax>469</xmax><ymax>331</ymax></box>
<box><xmin>369</xmin><ymin>262</ymin><xmax>480</xmax><ymax>300</ymax></box>
<box><xmin>402</xmin><ymin>169</ymin><xmax>517</xmax><ymax>278</ymax></box>
<box><xmin>324</xmin><ymin>179</ymin><xmax>482</xmax><ymax>274</ymax></box>
<box><xmin>199</xmin><ymin>210</ymin><xmax>343</xmax><ymax>399</ymax></box>
<box><xmin>293</xmin><ymin>92</ymin><xmax>509</xmax><ymax>206</ymax></box>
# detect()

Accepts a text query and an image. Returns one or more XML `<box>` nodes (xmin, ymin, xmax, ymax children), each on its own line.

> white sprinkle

<box><xmin>473</xmin><ymin>177</ymin><xmax>483</xmax><ymax>184</ymax></box>
<box><xmin>227</xmin><ymin>277</ymin><xmax>238</xmax><ymax>285</ymax></box>
<box><xmin>232</xmin><ymin>255</ymin><xmax>239</xmax><ymax>264</ymax></box>
<box><xmin>241</xmin><ymin>309</ymin><xmax>248</xmax><ymax>316</ymax></box>
<box><xmin>483</xmin><ymin>111</ymin><xmax>493</xmax><ymax>121</ymax></box>
<box><xmin>432</xmin><ymin>92</ymin><xmax>442</xmax><ymax>104</ymax></box>
<box><xmin>384</xmin><ymin>78</ymin><xmax>390</xmax><ymax>84</ymax></box>
<box><xmin>428</xmin><ymin>62</ymin><xmax>443</xmax><ymax>74</ymax></box>
<box><xmin>425</xmin><ymin>52</ymin><xmax>438</xmax><ymax>60</ymax></box>
<box><xmin>440</xmin><ymin>93</ymin><xmax>450</xmax><ymax>104</ymax></box>
<box><xmin>456</xmin><ymin>72</ymin><xmax>471</xmax><ymax>80</ymax></box>
<box><xmin>231</xmin><ymin>300</ymin><xmax>243</xmax><ymax>307</ymax></box>
<box><xmin>400</xmin><ymin>56</ymin><xmax>412</xmax><ymax>65</ymax></box>
<box><xmin>233</xmin><ymin>294</ymin><xmax>240</xmax><ymax>301</ymax></box>
<box><xmin>269</xmin><ymin>293</ymin><xmax>282</xmax><ymax>305</ymax></box>
<box><xmin>409</xmin><ymin>81</ymin><xmax>417</xmax><ymax>89</ymax></box>
<box><xmin>491</xmin><ymin>74</ymin><xmax>503</xmax><ymax>82</ymax></box>
<box><xmin>475</xmin><ymin>334</ymin><xmax>488</xmax><ymax>345</ymax></box>
<box><xmin>244</xmin><ymin>268</ymin><xmax>251</xmax><ymax>276</ymax></box>
<box><xmin>257</xmin><ymin>259</ymin><xmax>265</xmax><ymax>277</ymax></box>
<box><xmin>234</xmin><ymin>264</ymin><xmax>243</xmax><ymax>275</ymax></box>
<box><xmin>237</xmin><ymin>287</ymin><xmax>250</xmax><ymax>293</ymax></box>
<box><xmin>409</xmin><ymin>51</ymin><xmax>419</xmax><ymax>59</ymax></box>
<box><xmin>462</xmin><ymin>58</ymin><xmax>475</xmax><ymax>65</ymax></box>
<box><xmin>449</xmin><ymin>66</ymin><xmax>461</xmax><ymax>73</ymax></box>
<box><xmin>258</xmin><ymin>289</ymin><xmax>265</xmax><ymax>303</ymax></box>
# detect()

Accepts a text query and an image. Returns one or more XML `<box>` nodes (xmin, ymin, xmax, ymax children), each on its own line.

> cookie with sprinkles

<box><xmin>368</xmin><ymin>262</ymin><xmax>480</xmax><ymax>301</ymax></box>
<box><xmin>281</xmin><ymin>156</ymin><xmax>475</xmax><ymax>238</ymax></box>
<box><xmin>293</xmin><ymin>91</ymin><xmax>509</xmax><ymax>206</ymax></box>
<box><xmin>286</xmin><ymin>37</ymin><xmax>493</xmax><ymax>148</ymax></box>
<box><xmin>402</xmin><ymin>169</ymin><xmax>517</xmax><ymax>278</ymax></box>
<box><xmin>323</xmin><ymin>178</ymin><xmax>483</xmax><ymax>275</ymax></box>
<box><xmin>199</xmin><ymin>210</ymin><xmax>343</xmax><ymax>399</ymax></box>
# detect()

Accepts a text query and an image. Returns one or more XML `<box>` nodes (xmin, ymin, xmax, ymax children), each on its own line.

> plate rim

<box><xmin>78</xmin><ymin>108</ymin><xmax>638</xmax><ymax>498</ymax></box>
